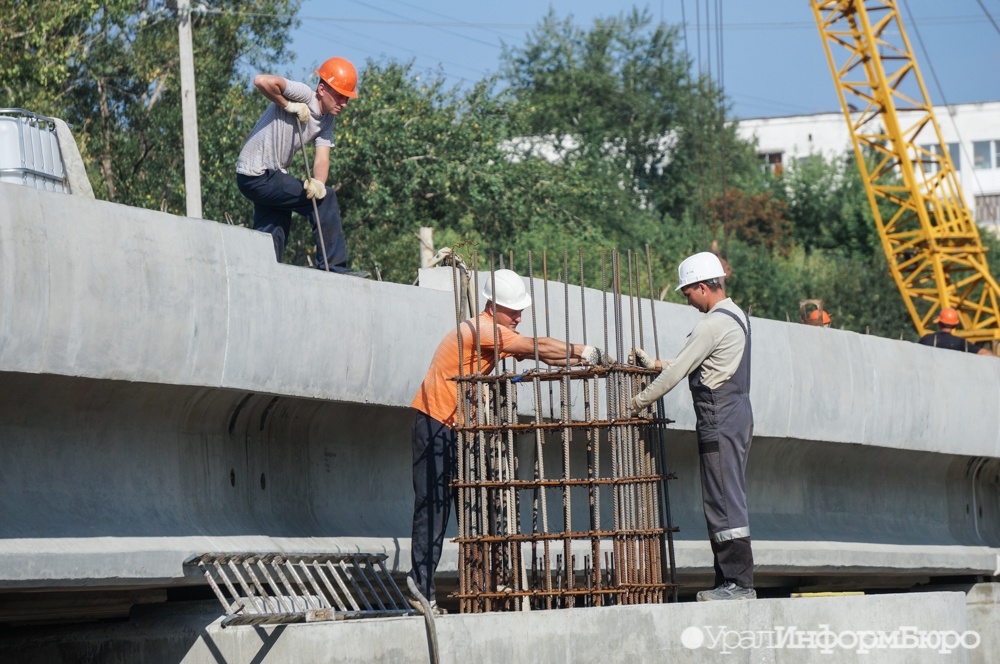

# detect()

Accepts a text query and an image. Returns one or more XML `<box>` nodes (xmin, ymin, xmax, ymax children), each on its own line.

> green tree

<box><xmin>0</xmin><ymin>0</ymin><xmax>299</xmax><ymax>221</ymax></box>
<box><xmin>502</xmin><ymin>9</ymin><xmax>762</xmax><ymax>225</ymax></box>
<box><xmin>320</xmin><ymin>60</ymin><xmax>668</xmax><ymax>282</ymax></box>
<box><xmin>778</xmin><ymin>152</ymin><xmax>879</xmax><ymax>256</ymax></box>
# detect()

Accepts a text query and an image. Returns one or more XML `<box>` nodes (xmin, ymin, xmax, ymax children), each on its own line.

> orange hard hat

<box><xmin>808</xmin><ymin>309</ymin><xmax>831</xmax><ymax>325</ymax></box>
<box><xmin>316</xmin><ymin>57</ymin><xmax>358</xmax><ymax>98</ymax></box>
<box><xmin>937</xmin><ymin>307</ymin><xmax>959</xmax><ymax>326</ymax></box>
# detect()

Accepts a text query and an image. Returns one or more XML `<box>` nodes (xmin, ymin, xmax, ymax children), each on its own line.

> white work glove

<box><xmin>629</xmin><ymin>395</ymin><xmax>644</xmax><ymax>417</ymax></box>
<box><xmin>284</xmin><ymin>101</ymin><xmax>311</xmax><ymax>124</ymax></box>
<box><xmin>581</xmin><ymin>345</ymin><xmax>614</xmax><ymax>367</ymax></box>
<box><xmin>628</xmin><ymin>394</ymin><xmax>642</xmax><ymax>417</ymax></box>
<box><xmin>629</xmin><ymin>347</ymin><xmax>655</xmax><ymax>369</ymax></box>
<box><xmin>303</xmin><ymin>178</ymin><xmax>326</xmax><ymax>200</ymax></box>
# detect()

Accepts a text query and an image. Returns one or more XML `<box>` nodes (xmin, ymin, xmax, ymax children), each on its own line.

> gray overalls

<box><xmin>688</xmin><ymin>308</ymin><xmax>754</xmax><ymax>588</ymax></box>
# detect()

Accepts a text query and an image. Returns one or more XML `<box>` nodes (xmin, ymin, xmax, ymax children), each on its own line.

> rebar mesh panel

<box><xmin>185</xmin><ymin>552</ymin><xmax>417</xmax><ymax>626</ymax></box>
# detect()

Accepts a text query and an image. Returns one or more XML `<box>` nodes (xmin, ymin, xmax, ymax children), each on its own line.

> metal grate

<box><xmin>185</xmin><ymin>553</ymin><xmax>418</xmax><ymax>627</ymax></box>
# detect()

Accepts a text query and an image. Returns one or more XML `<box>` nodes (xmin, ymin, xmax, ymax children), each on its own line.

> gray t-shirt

<box><xmin>236</xmin><ymin>78</ymin><xmax>336</xmax><ymax>177</ymax></box>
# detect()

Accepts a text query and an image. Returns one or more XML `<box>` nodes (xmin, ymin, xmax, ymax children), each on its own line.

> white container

<box><xmin>0</xmin><ymin>109</ymin><xmax>67</xmax><ymax>193</ymax></box>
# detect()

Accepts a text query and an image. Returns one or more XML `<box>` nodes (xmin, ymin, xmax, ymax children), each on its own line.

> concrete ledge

<box><xmin>3</xmin><ymin>183</ymin><xmax>1000</xmax><ymax>456</ymax></box>
<box><xmin>0</xmin><ymin>592</ymin><xmax>979</xmax><ymax>663</ymax></box>
<box><xmin>2</xmin><ymin>183</ymin><xmax>1000</xmax><ymax>595</ymax></box>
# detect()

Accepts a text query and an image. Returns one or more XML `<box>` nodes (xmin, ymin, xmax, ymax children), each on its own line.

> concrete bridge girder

<box><xmin>0</xmin><ymin>182</ymin><xmax>998</xmax><ymax>597</ymax></box>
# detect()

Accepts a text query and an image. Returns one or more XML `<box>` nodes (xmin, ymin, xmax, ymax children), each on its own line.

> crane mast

<box><xmin>810</xmin><ymin>0</ymin><xmax>1000</xmax><ymax>344</ymax></box>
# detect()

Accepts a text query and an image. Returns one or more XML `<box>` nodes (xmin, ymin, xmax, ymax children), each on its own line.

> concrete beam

<box><xmin>1</xmin><ymin>182</ymin><xmax>998</xmax><ymax>592</ymax></box>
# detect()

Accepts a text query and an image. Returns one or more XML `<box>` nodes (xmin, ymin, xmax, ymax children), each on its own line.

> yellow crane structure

<box><xmin>810</xmin><ymin>0</ymin><xmax>1000</xmax><ymax>345</ymax></box>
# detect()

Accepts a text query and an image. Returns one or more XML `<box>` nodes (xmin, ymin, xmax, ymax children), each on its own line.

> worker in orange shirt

<box><xmin>406</xmin><ymin>269</ymin><xmax>608</xmax><ymax>613</ymax></box>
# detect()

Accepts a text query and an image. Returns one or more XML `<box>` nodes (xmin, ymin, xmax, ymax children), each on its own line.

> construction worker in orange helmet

<box><xmin>316</xmin><ymin>57</ymin><xmax>359</xmax><ymax>99</ymax></box>
<box><xmin>918</xmin><ymin>307</ymin><xmax>993</xmax><ymax>355</ymax></box>
<box><xmin>807</xmin><ymin>309</ymin><xmax>832</xmax><ymax>328</ymax></box>
<box><xmin>235</xmin><ymin>56</ymin><xmax>368</xmax><ymax>277</ymax></box>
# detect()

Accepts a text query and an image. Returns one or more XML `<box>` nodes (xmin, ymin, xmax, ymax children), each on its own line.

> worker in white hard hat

<box><xmin>236</xmin><ymin>57</ymin><xmax>369</xmax><ymax>277</ymax></box>
<box><xmin>406</xmin><ymin>268</ymin><xmax>609</xmax><ymax>614</ymax></box>
<box><xmin>629</xmin><ymin>251</ymin><xmax>756</xmax><ymax>601</ymax></box>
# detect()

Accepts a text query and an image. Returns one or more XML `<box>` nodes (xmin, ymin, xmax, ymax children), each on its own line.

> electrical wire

<box><xmin>381</xmin><ymin>0</ymin><xmax>524</xmax><ymax>42</ymax></box>
<box><xmin>346</xmin><ymin>0</ymin><xmax>501</xmax><ymax>49</ymax></box>
<box><xmin>972</xmin><ymin>0</ymin><xmax>1000</xmax><ymax>37</ymax></box>
<box><xmin>294</xmin><ymin>21</ymin><xmax>481</xmax><ymax>81</ymax></box>
<box><xmin>900</xmin><ymin>0</ymin><xmax>993</xmax><ymax>231</ymax></box>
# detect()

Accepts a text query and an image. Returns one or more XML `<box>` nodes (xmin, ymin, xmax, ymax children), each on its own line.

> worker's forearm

<box><xmin>633</xmin><ymin>362</ymin><xmax>686</xmax><ymax>408</ymax></box>
<box><xmin>312</xmin><ymin>146</ymin><xmax>331</xmax><ymax>183</ymax></box>
<box><xmin>633</xmin><ymin>327</ymin><xmax>714</xmax><ymax>408</ymax></box>
<box><xmin>532</xmin><ymin>338</ymin><xmax>579</xmax><ymax>366</ymax></box>
<box><xmin>312</xmin><ymin>159</ymin><xmax>329</xmax><ymax>183</ymax></box>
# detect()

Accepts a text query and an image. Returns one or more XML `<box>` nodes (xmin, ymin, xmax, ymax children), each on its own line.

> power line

<box><xmin>972</xmin><ymin>0</ymin><xmax>1000</xmax><ymax>37</ymax></box>
<box><xmin>294</xmin><ymin>22</ymin><xmax>480</xmax><ymax>82</ymax></box>
<box><xmin>381</xmin><ymin>0</ymin><xmax>524</xmax><ymax>42</ymax></box>
<box><xmin>900</xmin><ymin>0</ymin><xmax>993</xmax><ymax>231</ymax></box>
<box><xmin>345</xmin><ymin>0</ymin><xmax>502</xmax><ymax>49</ymax></box>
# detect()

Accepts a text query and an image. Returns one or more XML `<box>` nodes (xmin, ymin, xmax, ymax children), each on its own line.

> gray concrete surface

<box><xmin>1</xmin><ymin>181</ymin><xmax>998</xmax><ymax>595</ymax></box>
<box><xmin>0</xmin><ymin>592</ymin><xmax>979</xmax><ymax>663</ymax></box>
<box><xmin>52</xmin><ymin>118</ymin><xmax>95</xmax><ymax>199</ymax></box>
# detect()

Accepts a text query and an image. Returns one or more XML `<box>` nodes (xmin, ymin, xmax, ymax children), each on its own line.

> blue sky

<box><xmin>286</xmin><ymin>0</ymin><xmax>1000</xmax><ymax>120</ymax></box>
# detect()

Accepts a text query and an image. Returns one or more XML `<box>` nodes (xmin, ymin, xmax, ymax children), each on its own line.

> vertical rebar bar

<box><xmin>561</xmin><ymin>250</ymin><xmax>573</xmax><ymax>603</ymax></box>
<box><xmin>526</xmin><ymin>251</ymin><xmax>552</xmax><ymax>609</ymax></box>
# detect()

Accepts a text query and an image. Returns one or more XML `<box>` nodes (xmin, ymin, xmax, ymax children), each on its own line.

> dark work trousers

<box><xmin>688</xmin><ymin>308</ymin><xmax>755</xmax><ymax>588</ymax></box>
<box><xmin>408</xmin><ymin>411</ymin><xmax>457</xmax><ymax>602</ymax></box>
<box><xmin>236</xmin><ymin>170</ymin><xmax>348</xmax><ymax>272</ymax></box>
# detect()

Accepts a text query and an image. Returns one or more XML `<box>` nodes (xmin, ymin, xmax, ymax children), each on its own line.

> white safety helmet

<box><xmin>483</xmin><ymin>269</ymin><xmax>532</xmax><ymax>310</ymax></box>
<box><xmin>675</xmin><ymin>252</ymin><xmax>727</xmax><ymax>291</ymax></box>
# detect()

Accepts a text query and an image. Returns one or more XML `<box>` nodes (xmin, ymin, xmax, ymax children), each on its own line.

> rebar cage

<box><xmin>450</xmin><ymin>248</ymin><xmax>679</xmax><ymax>613</ymax></box>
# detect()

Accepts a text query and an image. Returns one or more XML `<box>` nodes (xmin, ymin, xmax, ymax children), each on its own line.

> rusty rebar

<box><xmin>453</xmin><ymin>245</ymin><xmax>677</xmax><ymax>612</ymax></box>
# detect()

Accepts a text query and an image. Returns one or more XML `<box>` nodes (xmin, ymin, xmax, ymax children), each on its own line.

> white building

<box><xmin>736</xmin><ymin>101</ymin><xmax>1000</xmax><ymax>230</ymax></box>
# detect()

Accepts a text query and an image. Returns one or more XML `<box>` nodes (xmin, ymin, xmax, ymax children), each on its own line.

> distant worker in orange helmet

<box><xmin>918</xmin><ymin>308</ymin><xmax>993</xmax><ymax>355</ymax></box>
<box><xmin>236</xmin><ymin>57</ymin><xmax>369</xmax><ymax>277</ymax></box>
<box><xmin>806</xmin><ymin>309</ymin><xmax>832</xmax><ymax>328</ymax></box>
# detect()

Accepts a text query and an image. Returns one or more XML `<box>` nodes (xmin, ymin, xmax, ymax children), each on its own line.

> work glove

<box><xmin>284</xmin><ymin>101</ymin><xmax>311</xmax><ymax>124</ymax></box>
<box><xmin>629</xmin><ymin>347</ymin><xmax>655</xmax><ymax>369</ymax></box>
<box><xmin>580</xmin><ymin>345</ymin><xmax>614</xmax><ymax>367</ymax></box>
<box><xmin>629</xmin><ymin>394</ymin><xmax>644</xmax><ymax>418</ymax></box>
<box><xmin>303</xmin><ymin>178</ymin><xmax>326</xmax><ymax>200</ymax></box>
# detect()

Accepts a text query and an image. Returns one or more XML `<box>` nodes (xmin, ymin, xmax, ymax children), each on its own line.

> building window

<box><xmin>759</xmin><ymin>152</ymin><xmax>783</xmax><ymax>175</ymax></box>
<box><xmin>973</xmin><ymin>141</ymin><xmax>993</xmax><ymax>170</ymax></box>
<box><xmin>976</xmin><ymin>194</ymin><xmax>999</xmax><ymax>226</ymax></box>
<box><xmin>918</xmin><ymin>142</ymin><xmax>960</xmax><ymax>173</ymax></box>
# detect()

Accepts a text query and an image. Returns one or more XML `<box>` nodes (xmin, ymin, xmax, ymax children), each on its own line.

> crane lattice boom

<box><xmin>811</xmin><ymin>0</ymin><xmax>1000</xmax><ymax>343</ymax></box>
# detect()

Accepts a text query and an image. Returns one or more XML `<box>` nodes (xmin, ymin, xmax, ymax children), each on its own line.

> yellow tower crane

<box><xmin>810</xmin><ymin>0</ymin><xmax>1000</xmax><ymax>345</ymax></box>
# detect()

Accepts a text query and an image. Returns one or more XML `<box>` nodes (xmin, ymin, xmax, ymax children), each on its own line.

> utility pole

<box><xmin>178</xmin><ymin>0</ymin><xmax>202</xmax><ymax>218</ymax></box>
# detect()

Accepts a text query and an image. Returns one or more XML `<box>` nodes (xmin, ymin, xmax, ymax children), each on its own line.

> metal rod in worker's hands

<box><xmin>294</xmin><ymin>119</ymin><xmax>329</xmax><ymax>272</ymax></box>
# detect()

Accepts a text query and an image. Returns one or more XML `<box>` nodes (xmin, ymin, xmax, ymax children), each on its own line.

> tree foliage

<box><xmin>320</xmin><ymin>61</ymin><xmax>667</xmax><ymax>281</ymax></box>
<box><xmin>0</xmin><ymin>0</ymin><xmax>299</xmax><ymax>219</ymax></box>
<box><xmin>0</xmin><ymin>3</ymin><xmax>945</xmax><ymax>342</ymax></box>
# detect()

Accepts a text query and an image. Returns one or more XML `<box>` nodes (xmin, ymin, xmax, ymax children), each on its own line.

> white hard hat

<box><xmin>483</xmin><ymin>269</ymin><xmax>532</xmax><ymax>310</ymax></box>
<box><xmin>675</xmin><ymin>252</ymin><xmax>726</xmax><ymax>291</ymax></box>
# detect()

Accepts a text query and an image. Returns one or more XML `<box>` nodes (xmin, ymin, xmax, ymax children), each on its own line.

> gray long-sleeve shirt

<box><xmin>633</xmin><ymin>298</ymin><xmax>748</xmax><ymax>409</ymax></box>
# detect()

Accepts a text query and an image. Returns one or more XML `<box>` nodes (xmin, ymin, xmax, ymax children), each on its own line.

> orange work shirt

<box><xmin>411</xmin><ymin>312</ymin><xmax>523</xmax><ymax>428</ymax></box>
